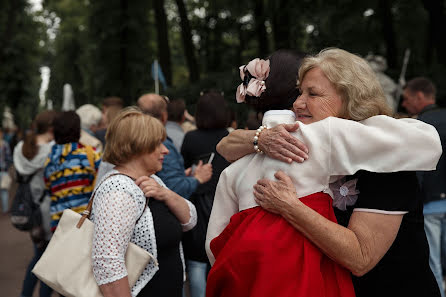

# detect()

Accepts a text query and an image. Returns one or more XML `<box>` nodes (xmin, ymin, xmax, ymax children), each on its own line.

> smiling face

<box><xmin>141</xmin><ymin>142</ymin><xmax>169</xmax><ymax>175</ymax></box>
<box><xmin>293</xmin><ymin>67</ymin><xmax>344</xmax><ymax>124</ymax></box>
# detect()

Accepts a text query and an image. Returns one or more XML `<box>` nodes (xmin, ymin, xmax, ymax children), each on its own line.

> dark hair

<box><xmin>167</xmin><ymin>98</ymin><xmax>186</xmax><ymax>122</ymax></box>
<box><xmin>54</xmin><ymin>111</ymin><xmax>81</xmax><ymax>144</ymax></box>
<box><xmin>22</xmin><ymin>110</ymin><xmax>57</xmax><ymax>160</ymax></box>
<box><xmin>196</xmin><ymin>91</ymin><xmax>229</xmax><ymax>130</ymax></box>
<box><xmin>102</xmin><ymin>96</ymin><xmax>124</xmax><ymax>108</ymax></box>
<box><xmin>404</xmin><ymin>77</ymin><xmax>436</xmax><ymax>98</ymax></box>
<box><xmin>243</xmin><ymin>50</ymin><xmax>304</xmax><ymax>112</ymax></box>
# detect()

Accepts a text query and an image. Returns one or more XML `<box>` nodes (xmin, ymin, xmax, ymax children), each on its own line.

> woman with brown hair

<box><xmin>91</xmin><ymin>107</ymin><xmax>197</xmax><ymax>297</ymax></box>
<box><xmin>14</xmin><ymin>110</ymin><xmax>57</xmax><ymax>297</ymax></box>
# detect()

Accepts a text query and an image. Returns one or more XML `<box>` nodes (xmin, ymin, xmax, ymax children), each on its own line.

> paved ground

<box><xmin>0</xmin><ymin>177</ymin><xmax>190</xmax><ymax>297</ymax></box>
<box><xmin>0</xmin><ymin>211</ymin><xmax>35</xmax><ymax>297</ymax></box>
<box><xmin>0</xmin><ymin>175</ymin><xmax>57</xmax><ymax>297</ymax></box>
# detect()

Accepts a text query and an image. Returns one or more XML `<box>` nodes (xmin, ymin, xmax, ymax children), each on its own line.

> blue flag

<box><xmin>151</xmin><ymin>60</ymin><xmax>168</xmax><ymax>90</ymax></box>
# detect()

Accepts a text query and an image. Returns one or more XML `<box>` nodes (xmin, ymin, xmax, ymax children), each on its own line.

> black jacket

<box><xmin>417</xmin><ymin>104</ymin><xmax>446</xmax><ymax>204</ymax></box>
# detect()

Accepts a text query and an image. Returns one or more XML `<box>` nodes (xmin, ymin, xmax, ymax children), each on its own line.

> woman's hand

<box><xmin>135</xmin><ymin>176</ymin><xmax>193</xmax><ymax>226</ymax></box>
<box><xmin>135</xmin><ymin>176</ymin><xmax>170</xmax><ymax>202</ymax></box>
<box><xmin>253</xmin><ymin>171</ymin><xmax>300</xmax><ymax>215</ymax></box>
<box><xmin>254</xmin><ymin>171</ymin><xmax>403</xmax><ymax>277</ymax></box>
<box><xmin>217</xmin><ymin>123</ymin><xmax>309</xmax><ymax>163</ymax></box>
<box><xmin>259</xmin><ymin>123</ymin><xmax>309</xmax><ymax>163</ymax></box>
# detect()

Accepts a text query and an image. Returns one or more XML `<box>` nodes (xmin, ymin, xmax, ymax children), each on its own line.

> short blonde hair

<box><xmin>103</xmin><ymin>107</ymin><xmax>166</xmax><ymax>165</ymax></box>
<box><xmin>299</xmin><ymin>48</ymin><xmax>392</xmax><ymax>121</ymax></box>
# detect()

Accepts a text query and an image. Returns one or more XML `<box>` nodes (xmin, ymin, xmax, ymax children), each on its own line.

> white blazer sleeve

<box><xmin>326</xmin><ymin>115</ymin><xmax>442</xmax><ymax>176</ymax></box>
<box><xmin>205</xmin><ymin>168</ymin><xmax>239</xmax><ymax>266</ymax></box>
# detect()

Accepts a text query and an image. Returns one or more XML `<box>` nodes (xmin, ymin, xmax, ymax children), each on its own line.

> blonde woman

<box><xmin>212</xmin><ymin>48</ymin><xmax>441</xmax><ymax>297</ymax></box>
<box><xmin>91</xmin><ymin>107</ymin><xmax>197</xmax><ymax>297</ymax></box>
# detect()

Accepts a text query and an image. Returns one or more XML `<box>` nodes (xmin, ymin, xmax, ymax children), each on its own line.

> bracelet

<box><xmin>253</xmin><ymin>125</ymin><xmax>267</xmax><ymax>154</ymax></box>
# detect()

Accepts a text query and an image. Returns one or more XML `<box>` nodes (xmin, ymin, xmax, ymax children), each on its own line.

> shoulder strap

<box><xmin>16</xmin><ymin>169</ymin><xmax>40</xmax><ymax>184</ymax></box>
<box><xmin>85</xmin><ymin>145</ymin><xmax>97</xmax><ymax>188</ymax></box>
<box><xmin>76</xmin><ymin>172</ymin><xmax>142</xmax><ymax>228</ymax></box>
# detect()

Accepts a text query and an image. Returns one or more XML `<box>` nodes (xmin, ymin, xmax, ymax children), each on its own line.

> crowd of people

<box><xmin>0</xmin><ymin>46</ymin><xmax>444</xmax><ymax>297</ymax></box>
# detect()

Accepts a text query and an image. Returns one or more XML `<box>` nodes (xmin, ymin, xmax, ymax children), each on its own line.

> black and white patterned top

<box><xmin>91</xmin><ymin>170</ymin><xmax>197</xmax><ymax>297</ymax></box>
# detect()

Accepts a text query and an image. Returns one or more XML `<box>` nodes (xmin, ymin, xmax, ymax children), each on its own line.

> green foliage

<box><xmin>3</xmin><ymin>0</ymin><xmax>446</xmax><ymax>127</ymax></box>
<box><xmin>0</xmin><ymin>0</ymin><xmax>45</xmax><ymax>128</ymax></box>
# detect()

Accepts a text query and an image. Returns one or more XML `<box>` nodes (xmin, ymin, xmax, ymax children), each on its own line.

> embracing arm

<box><xmin>254</xmin><ymin>171</ymin><xmax>402</xmax><ymax>276</ymax></box>
<box><xmin>281</xmin><ymin>200</ymin><xmax>401</xmax><ymax>275</ymax></box>
<box><xmin>217</xmin><ymin>123</ymin><xmax>308</xmax><ymax>163</ymax></box>
<box><xmin>327</xmin><ymin>115</ymin><xmax>442</xmax><ymax>175</ymax></box>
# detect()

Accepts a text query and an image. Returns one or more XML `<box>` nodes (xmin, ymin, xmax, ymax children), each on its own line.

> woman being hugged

<box><xmin>207</xmin><ymin>49</ymin><xmax>441</xmax><ymax>297</ymax></box>
<box><xmin>91</xmin><ymin>107</ymin><xmax>197</xmax><ymax>297</ymax></box>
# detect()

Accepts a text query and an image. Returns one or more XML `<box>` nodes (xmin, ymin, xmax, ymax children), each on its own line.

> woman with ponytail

<box><xmin>14</xmin><ymin>110</ymin><xmax>56</xmax><ymax>297</ymax></box>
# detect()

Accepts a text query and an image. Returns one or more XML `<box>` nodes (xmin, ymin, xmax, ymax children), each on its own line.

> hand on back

<box><xmin>259</xmin><ymin>123</ymin><xmax>309</xmax><ymax>163</ymax></box>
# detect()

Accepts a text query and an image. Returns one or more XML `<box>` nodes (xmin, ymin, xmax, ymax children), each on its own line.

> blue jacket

<box><xmin>156</xmin><ymin>137</ymin><xmax>199</xmax><ymax>199</ymax></box>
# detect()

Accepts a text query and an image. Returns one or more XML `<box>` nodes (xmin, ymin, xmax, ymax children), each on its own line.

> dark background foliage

<box><xmin>1</xmin><ymin>0</ymin><xmax>445</xmax><ymax>128</ymax></box>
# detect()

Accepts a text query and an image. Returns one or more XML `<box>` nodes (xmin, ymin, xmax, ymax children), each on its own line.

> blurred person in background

<box><xmin>402</xmin><ymin>77</ymin><xmax>446</xmax><ymax>297</ymax></box>
<box><xmin>76</xmin><ymin>104</ymin><xmax>103</xmax><ymax>152</ymax></box>
<box><xmin>137</xmin><ymin>93</ymin><xmax>212</xmax><ymax>199</ymax></box>
<box><xmin>166</xmin><ymin>98</ymin><xmax>187</xmax><ymax>152</ymax></box>
<box><xmin>95</xmin><ymin>96</ymin><xmax>124</xmax><ymax>145</ymax></box>
<box><xmin>44</xmin><ymin>111</ymin><xmax>100</xmax><ymax>232</ymax></box>
<box><xmin>0</xmin><ymin>127</ymin><xmax>12</xmax><ymax>212</ymax></box>
<box><xmin>180</xmin><ymin>91</ymin><xmax>231</xmax><ymax>297</ymax></box>
<box><xmin>14</xmin><ymin>110</ymin><xmax>57</xmax><ymax>297</ymax></box>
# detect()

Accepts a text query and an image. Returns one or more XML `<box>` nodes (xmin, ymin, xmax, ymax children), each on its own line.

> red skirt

<box><xmin>206</xmin><ymin>192</ymin><xmax>355</xmax><ymax>297</ymax></box>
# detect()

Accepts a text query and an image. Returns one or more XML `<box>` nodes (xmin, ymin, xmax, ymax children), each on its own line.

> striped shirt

<box><xmin>44</xmin><ymin>142</ymin><xmax>101</xmax><ymax>231</ymax></box>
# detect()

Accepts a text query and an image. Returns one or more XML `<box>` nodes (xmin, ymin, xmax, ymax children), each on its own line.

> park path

<box><xmin>0</xmin><ymin>211</ymin><xmax>35</xmax><ymax>296</ymax></box>
<box><xmin>0</xmin><ymin>176</ymin><xmax>57</xmax><ymax>297</ymax></box>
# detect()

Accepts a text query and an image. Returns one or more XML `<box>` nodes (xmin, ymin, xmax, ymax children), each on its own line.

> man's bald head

<box><xmin>137</xmin><ymin>93</ymin><xmax>168</xmax><ymax>124</ymax></box>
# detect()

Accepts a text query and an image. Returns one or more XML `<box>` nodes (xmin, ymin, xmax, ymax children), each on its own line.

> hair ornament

<box><xmin>236</xmin><ymin>58</ymin><xmax>270</xmax><ymax>103</ymax></box>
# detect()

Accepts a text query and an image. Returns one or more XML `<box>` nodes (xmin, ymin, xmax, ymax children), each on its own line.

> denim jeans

<box><xmin>424</xmin><ymin>213</ymin><xmax>446</xmax><ymax>297</ymax></box>
<box><xmin>0</xmin><ymin>188</ymin><xmax>8</xmax><ymax>213</ymax></box>
<box><xmin>185</xmin><ymin>260</ymin><xmax>209</xmax><ymax>297</ymax></box>
<box><xmin>21</xmin><ymin>243</ymin><xmax>53</xmax><ymax>297</ymax></box>
<box><xmin>0</xmin><ymin>171</ymin><xmax>9</xmax><ymax>212</ymax></box>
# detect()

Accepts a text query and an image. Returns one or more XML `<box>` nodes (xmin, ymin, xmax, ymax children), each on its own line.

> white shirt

<box><xmin>206</xmin><ymin>110</ymin><xmax>442</xmax><ymax>265</ymax></box>
<box><xmin>91</xmin><ymin>170</ymin><xmax>197</xmax><ymax>297</ymax></box>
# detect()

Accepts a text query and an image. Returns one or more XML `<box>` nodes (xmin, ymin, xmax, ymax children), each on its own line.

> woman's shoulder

<box><xmin>352</xmin><ymin>171</ymin><xmax>419</xmax><ymax>211</ymax></box>
<box><xmin>97</xmin><ymin>171</ymin><xmax>145</xmax><ymax>201</ymax></box>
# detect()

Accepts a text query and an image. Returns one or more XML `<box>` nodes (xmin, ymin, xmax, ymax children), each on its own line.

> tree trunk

<box><xmin>153</xmin><ymin>0</ymin><xmax>172</xmax><ymax>86</ymax></box>
<box><xmin>0</xmin><ymin>0</ymin><xmax>19</xmax><ymax>66</ymax></box>
<box><xmin>174</xmin><ymin>0</ymin><xmax>199</xmax><ymax>82</ymax></box>
<box><xmin>422</xmin><ymin>0</ymin><xmax>446</xmax><ymax>66</ymax></box>
<box><xmin>119</xmin><ymin>0</ymin><xmax>130</xmax><ymax>103</ymax></box>
<box><xmin>236</xmin><ymin>22</ymin><xmax>245</xmax><ymax>67</ymax></box>
<box><xmin>377</xmin><ymin>0</ymin><xmax>397</xmax><ymax>69</ymax></box>
<box><xmin>270</xmin><ymin>0</ymin><xmax>291</xmax><ymax>50</ymax></box>
<box><xmin>254</xmin><ymin>0</ymin><xmax>269</xmax><ymax>58</ymax></box>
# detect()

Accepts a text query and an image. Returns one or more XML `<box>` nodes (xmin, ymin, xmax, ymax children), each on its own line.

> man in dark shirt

<box><xmin>402</xmin><ymin>77</ymin><xmax>446</xmax><ymax>297</ymax></box>
<box><xmin>137</xmin><ymin>93</ymin><xmax>212</xmax><ymax>198</ymax></box>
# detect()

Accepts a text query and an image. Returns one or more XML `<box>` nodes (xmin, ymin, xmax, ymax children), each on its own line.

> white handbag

<box><xmin>32</xmin><ymin>173</ymin><xmax>156</xmax><ymax>297</ymax></box>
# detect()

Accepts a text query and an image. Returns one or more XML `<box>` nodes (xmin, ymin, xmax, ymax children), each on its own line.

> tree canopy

<box><xmin>1</xmin><ymin>0</ymin><xmax>446</xmax><ymax>128</ymax></box>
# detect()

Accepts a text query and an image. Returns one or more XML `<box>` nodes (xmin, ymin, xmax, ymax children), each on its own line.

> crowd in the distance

<box><xmin>0</xmin><ymin>47</ymin><xmax>444</xmax><ymax>297</ymax></box>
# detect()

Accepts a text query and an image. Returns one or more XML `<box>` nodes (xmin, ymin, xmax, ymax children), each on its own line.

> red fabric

<box><xmin>206</xmin><ymin>192</ymin><xmax>355</xmax><ymax>297</ymax></box>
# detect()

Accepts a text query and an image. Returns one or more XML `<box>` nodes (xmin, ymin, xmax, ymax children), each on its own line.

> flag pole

<box><xmin>155</xmin><ymin>60</ymin><xmax>159</xmax><ymax>95</ymax></box>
